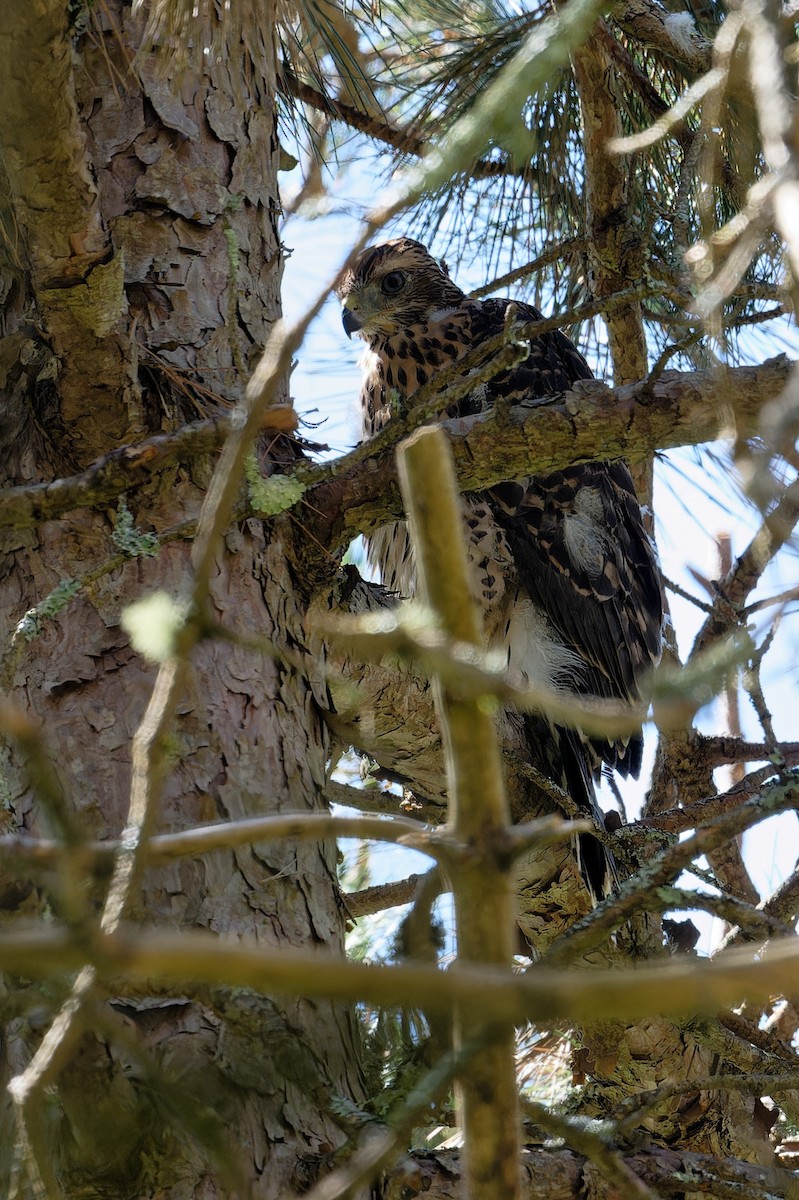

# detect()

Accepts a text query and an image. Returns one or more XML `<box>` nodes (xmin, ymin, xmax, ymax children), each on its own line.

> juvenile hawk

<box><xmin>336</xmin><ymin>237</ymin><xmax>662</xmax><ymax>898</ymax></box>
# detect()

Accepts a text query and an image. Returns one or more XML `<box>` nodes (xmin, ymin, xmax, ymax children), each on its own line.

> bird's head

<box><xmin>335</xmin><ymin>237</ymin><xmax>466</xmax><ymax>341</ymax></box>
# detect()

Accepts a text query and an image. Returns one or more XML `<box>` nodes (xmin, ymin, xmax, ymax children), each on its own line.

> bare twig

<box><xmin>641</xmin><ymin>763</ymin><xmax>783</xmax><ymax>833</ymax></box>
<box><xmin>279</xmin><ymin>66</ymin><xmax>529</xmax><ymax>185</ymax></box>
<box><xmin>468</xmin><ymin>239</ymin><xmax>584</xmax><ymax>299</ymax></box>
<box><xmin>692</xmin><ymin>477</ymin><xmax>799</xmax><ymax>658</ymax></box>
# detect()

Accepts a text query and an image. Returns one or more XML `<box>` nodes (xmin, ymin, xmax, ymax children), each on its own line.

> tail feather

<box><xmin>524</xmin><ymin>716</ymin><xmax>618</xmax><ymax>902</ymax></box>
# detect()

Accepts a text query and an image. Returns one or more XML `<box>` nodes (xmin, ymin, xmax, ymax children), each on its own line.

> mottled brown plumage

<box><xmin>336</xmin><ymin>237</ymin><xmax>663</xmax><ymax>897</ymax></box>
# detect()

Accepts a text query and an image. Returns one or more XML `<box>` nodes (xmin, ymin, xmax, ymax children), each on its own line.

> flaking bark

<box><xmin>0</xmin><ymin>3</ymin><xmax>362</xmax><ymax>1195</ymax></box>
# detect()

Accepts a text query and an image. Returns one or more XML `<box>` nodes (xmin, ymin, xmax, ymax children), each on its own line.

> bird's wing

<box><xmin>468</xmin><ymin>298</ymin><xmax>662</xmax><ymax>717</ymax></box>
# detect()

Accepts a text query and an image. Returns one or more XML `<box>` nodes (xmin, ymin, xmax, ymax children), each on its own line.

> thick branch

<box><xmin>612</xmin><ymin>0</ymin><xmax>712</xmax><ymax>73</ymax></box>
<box><xmin>693</xmin><ymin>476</ymin><xmax>799</xmax><ymax>656</ymax></box>
<box><xmin>0</xmin><ymin>409</ymin><xmax>296</xmax><ymax>530</ymax></box>
<box><xmin>301</xmin><ymin>357</ymin><xmax>793</xmax><ymax>564</ymax></box>
<box><xmin>1</xmin><ymin>358</ymin><xmax>790</xmax><ymax>545</ymax></box>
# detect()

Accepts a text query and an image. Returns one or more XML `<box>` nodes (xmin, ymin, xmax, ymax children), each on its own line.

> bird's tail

<box><xmin>523</xmin><ymin>715</ymin><xmax>618</xmax><ymax>903</ymax></box>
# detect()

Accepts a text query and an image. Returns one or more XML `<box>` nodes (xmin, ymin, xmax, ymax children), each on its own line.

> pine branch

<box><xmin>279</xmin><ymin>66</ymin><xmax>527</xmax><ymax>183</ymax></box>
<box><xmin>692</xmin><ymin>476</ymin><xmax>799</xmax><ymax>657</ymax></box>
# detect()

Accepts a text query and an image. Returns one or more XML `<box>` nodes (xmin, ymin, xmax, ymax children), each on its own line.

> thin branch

<box><xmin>325</xmin><ymin>607</ymin><xmax>646</xmax><ymax>742</ymax></box>
<box><xmin>662</xmin><ymin>575</ymin><xmax>715</xmax><ymax>613</ymax></box>
<box><xmin>715</xmin><ymin>867</ymin><xmax>799</xmax><ymax>952</ymax></box>
<box><xmin>325</xmin><ymin>778</ymin><xmax>447</xmax><ymax>824</ymax></box>
<box><xmin>717</xmin><ymin>1010</ymin><xmax>798</xmax><ymax>1066</ymax></box>
<box><xmin>743</xmin><ymin>584</ymin><xmax>799</xmax><ymax>616</ymax></box>
<box><xmin>652</xmin><ymin>886</ymin><xmax>794</xmax><ymax>940</ymax></box>
<box><xmin>687</xmin><ymin>1013</ymin><xmax>799</xmax><ymax>1127</ymax></box>
<box><xmin>640</xmin><ymin>763</ymin><xmax>782</xmax><ymax>833</ymax></box>
<box><xmin>0</xmin><ymin>813</ymin><xmax>583</xmax><ymax>881</ymax></box>
<box><xmin>610</xmin><ymin>66</ymin><xmax>726</xmax><ymax>154</ymax></box>
<box><xmin>692</xmin><ymin>477</ymin><xmax>799</xmax><ymax>658</ymax></box>
<box><xmin>279</xmin><ymin>66</ymin><xmax>528</xmax><ymax>184</ymax></box>
<box><xmin>541</xmin><ymin>775</ymin><xmax>799</xmax><ymax>966</ymax></box>
<box><xmin>616</xmin><ymin>1071</ymin><xmax>799</xmax><ymax>1135</ymax></box>
<box><xmin>468</xmin><ymin>239</ymin><xmax>583</xmax><ymax>299</ymax></box>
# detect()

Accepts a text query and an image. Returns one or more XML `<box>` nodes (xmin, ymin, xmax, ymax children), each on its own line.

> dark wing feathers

<box><xmin>466</xmin><ymin>297</ymin><xmax>662</xmax><ymax>775</ymax></box>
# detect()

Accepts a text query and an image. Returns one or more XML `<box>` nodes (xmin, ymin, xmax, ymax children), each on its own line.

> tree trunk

<box><xmin>0</xmin><ymin>3</ymin><xmax>362</xmax><ymax>1195</ymax></box>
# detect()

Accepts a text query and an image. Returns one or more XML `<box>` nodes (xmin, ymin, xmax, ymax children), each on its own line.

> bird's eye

<box><xmin>380</xmin><ymin>270</ymin><xmax>406</xmax><ymax>296</ymax></box>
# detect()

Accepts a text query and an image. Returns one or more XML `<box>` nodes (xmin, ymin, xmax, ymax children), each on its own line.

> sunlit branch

<box><xmin>609</xmin><ymin>66</ymin><xmax>726</xmax><ymax>154</ymax></box>
<box><xmin>325</xmin><ymin>607</ymin><xmax>646</xmax><ymax>741</ymax></box>
<box><xmin>468</xmin><ymin>239</ymin><xmax>584</xmax><ymax>299</ymax></box>
<box><xmin>398</xmin><ymin>424</ymin><xmax>521</xmax><ymax>1200</ymax></box>
<box><xmin>2</xmin><ymin>925</ymin><xmax>799</xmax><ymax>1026</ymax></box>
<box><xmin>0</xmin><ymin>811</ymin><xmax>584</xmax><ymax>878</ymax></box>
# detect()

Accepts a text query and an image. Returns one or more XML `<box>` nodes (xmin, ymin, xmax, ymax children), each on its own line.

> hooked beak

<box><xmin>342</xmin><ymin>305</ymin><xmax>363</xmax><ymax>339</ymax></box>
